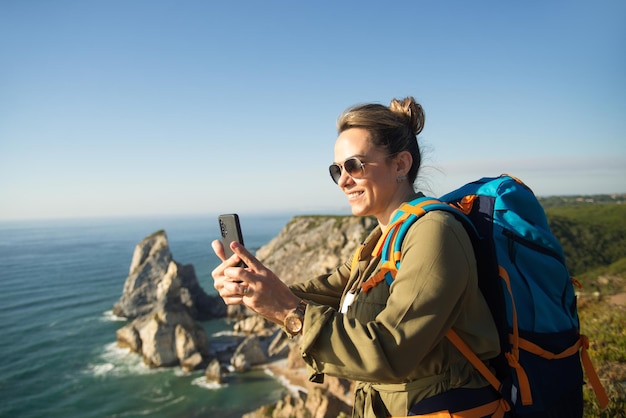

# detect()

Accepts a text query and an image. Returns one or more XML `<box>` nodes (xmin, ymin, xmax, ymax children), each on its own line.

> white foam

<box><xmin>211</xmin><ymin>330</ymin><xmax>240</xmax><ymax>337</ymax></box>
<box><xmin>263</xmin><ymin>366</ymin><xmax>307</xmax><ymax>396</ymax></box>
<box><xmin>191</xmin><ymin>376</ymin><xmax>226</xmax><ymax>390</ymax></box>
<box><xmin>101</xmin><ymin>310</ymin><xmax>127</xmax><ymax>322</ymax></box>
<box><xmin>86</xmin><ymin>342</ymin><xmax>164</xmax><ymax>377</ymax></box>
<box><xmin>174</xmin><ymin>368</ymin><xmax>191</xmax><ymax>377</ymax></box>
<box><xmin>91</xmin><ymin>363</ymin><xmax>115</xmax><ymax>376</ymax></box>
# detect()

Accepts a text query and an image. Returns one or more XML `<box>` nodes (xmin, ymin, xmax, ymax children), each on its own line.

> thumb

<box><xmin>211</xmin><ymin>239</ymin><xmax>227</xmax><ymax>261</ymax></box>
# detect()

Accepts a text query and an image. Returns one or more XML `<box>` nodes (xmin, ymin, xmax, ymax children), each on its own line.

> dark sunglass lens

<box><xmin>329</xmin><ymin>164</ymin><xmax>342</xmax><ymax>184</ymax></box>
<box><xmin>344</xmin><ymin>158</ymin><xmax>363</xmax><ymax>176</ymax></box>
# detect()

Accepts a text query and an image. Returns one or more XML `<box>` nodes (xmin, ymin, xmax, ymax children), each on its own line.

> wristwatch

<box><xmin>284</xmin><ymin>299</ymin><xmax>307</xmax><ymax>336</ymax></box>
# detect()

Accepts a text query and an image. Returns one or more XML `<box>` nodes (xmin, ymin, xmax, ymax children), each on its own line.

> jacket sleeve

<box><xmin>298</xmin><ymin>212</ymin><xmax>490</xmax><ymax>383</ymax></box>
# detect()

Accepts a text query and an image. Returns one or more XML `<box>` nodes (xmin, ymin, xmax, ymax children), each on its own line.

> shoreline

<box><xmin>261</xmin><ymin>359</ymin><xmax>309</xmax><ymax>396</ymax></box>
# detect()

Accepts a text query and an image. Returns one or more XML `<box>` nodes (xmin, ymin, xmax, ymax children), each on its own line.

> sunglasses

<box><xmin>328</xmin><ymin>156</ymin><xmax>370</xmax><ymax>184</ymax></box>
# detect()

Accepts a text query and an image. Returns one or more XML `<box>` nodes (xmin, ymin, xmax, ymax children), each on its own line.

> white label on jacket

<box><xmin>340</xmin><ymin>291</ymin><xmax>356</xmax><ymax>314</ymax></box>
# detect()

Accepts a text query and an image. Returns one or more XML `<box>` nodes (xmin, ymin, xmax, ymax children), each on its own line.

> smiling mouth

<box><xmin>347</xmin><ymin>191</ymin><xmax>363</xmax><ymax>200</ymax></box>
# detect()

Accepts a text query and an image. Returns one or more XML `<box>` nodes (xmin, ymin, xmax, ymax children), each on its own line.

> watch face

<box><xmin>286</xmin><ymin>316</ymin><xmax>303</xmax><ymax>334</ymax></box>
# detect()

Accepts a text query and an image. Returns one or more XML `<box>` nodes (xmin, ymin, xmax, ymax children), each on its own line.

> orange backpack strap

<box><xmin>445</xmin><ymin>329</ymin><xmax>504</xmax><ymax>397</ymax></box>
<box><xmin>498</xmin><ymin>267</ymin><xmax>534</xmax><ymax>406</ymax></box>
<box><xmin>391</xmin><ymin>398</ymin><xmax>507</xmax><ymax>418</ymax></box>
<box><xmin>579</xmin><ymin>335</ymin><xmax>610</xmax><ymax>409</ymax></box>
<box><xmin>512</xmin><ymin>333</ymin><xmax>609</xmax><ymax>410</ymax></box>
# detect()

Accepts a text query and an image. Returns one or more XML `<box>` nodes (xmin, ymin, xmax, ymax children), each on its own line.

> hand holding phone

<box><xmin>218</xmin><ymin>214</ymin><xmax>246</xmax><ymax>267</ymax></box>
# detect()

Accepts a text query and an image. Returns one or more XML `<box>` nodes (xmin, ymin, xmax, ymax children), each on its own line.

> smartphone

<box><xmin>218</xmin><ymin>214</ymin><xmax>246</xmax><ymax>267</ymax></box>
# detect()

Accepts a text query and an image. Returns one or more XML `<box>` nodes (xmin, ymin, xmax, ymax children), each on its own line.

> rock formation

<box><xmin>113</xmin><ymin>230</ymin><xmax>226</xmax><ymax>320</ymax></box>
<box><xmin>116</xmin><ymin>260</ymin><xmax>210</xmax><ymax>370</ymax></box>
<box><xmin>242</xmin><ymin>386</ymin><xmax>351</xmax><ymax>418</ymax></box>
<box><xmin>205</xmin><ymin>358</ymin><xmax>224</xmax><ymax>384</ymax></box>
<box><xmin>256</xmin><ymin>215</ymin><xmax>376</xmax><ymax>284</ymax></box>
<box><xmin>114</xmin><ymin>230</ymin><xmax>227</xmax><ymax>371</ymax></box>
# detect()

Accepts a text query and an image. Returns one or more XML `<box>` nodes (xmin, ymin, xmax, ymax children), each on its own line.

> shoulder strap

<box><xmin>383</xmin><ymin>198</ymin><xmax>476</xmax><ymax>285</ymax></box>
<box><xmin>362</xmin><ymin>197</ymin><xmax>476</xmax><ymax>291</ymax></box>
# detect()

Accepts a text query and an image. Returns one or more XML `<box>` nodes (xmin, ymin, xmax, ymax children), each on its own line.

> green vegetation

<box><xmin>539</xmin><ymin>194</ymin><xmax>626</xmax><ymax>209</ymax></box>
<box><xmin>580</xmin><ymin>298</ymin><xmax>626</xmax><ymax>417</ymax></box>
<box><xmin>545</xmin><ymin>204</ymin><xmax>626</xmax><ymax>277</ymax></box>
<box><xmin>541</xmin><ymin>198</ymin><xmax>626</xmax><ymax>416</ymax></box>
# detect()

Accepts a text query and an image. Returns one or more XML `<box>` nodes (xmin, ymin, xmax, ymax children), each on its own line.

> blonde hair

<box><xmin>337</xmin><ymin>96</ymin><xmax>425</xmax><ymax>183</ymax></box>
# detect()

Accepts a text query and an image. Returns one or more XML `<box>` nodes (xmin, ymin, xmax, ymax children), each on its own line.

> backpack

<box><xmin>371</xmin><ymin>174</ymin><xmax>609</xmax><ymax>415</ymax></box>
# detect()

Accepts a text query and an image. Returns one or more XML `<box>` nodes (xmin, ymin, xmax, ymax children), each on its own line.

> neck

<box><xmin>377</xmin><ymin>188</ymin><xmax>419</xmax><ymax>229</ymax></box>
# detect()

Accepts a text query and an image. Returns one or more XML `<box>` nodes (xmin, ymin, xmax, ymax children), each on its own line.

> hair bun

<box><xmin>389</xmin><ymin>97</ymin><xmax>425</xmax><ymax>136</ymax></box>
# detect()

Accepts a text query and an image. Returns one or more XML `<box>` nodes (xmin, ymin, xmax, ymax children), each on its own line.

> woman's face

<box><xmin>333</xmin><ymin>128</ymin><xmax>409</xmax><ymax>226</ymax></box>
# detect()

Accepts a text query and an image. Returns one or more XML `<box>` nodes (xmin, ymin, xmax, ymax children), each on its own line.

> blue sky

<box><xmin>1</xmin><ymin>1</ymin><xmax>625</xmax><ymax>220</ymax></box>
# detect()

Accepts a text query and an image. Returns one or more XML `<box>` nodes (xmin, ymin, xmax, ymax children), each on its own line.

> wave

<box><xmin>85</xmin><ymin>342</ymin><xmax>164</xmax><ymax>378</ymax></box>
<box><xmin>211</xmin><ymin>330</ymin><xmax>244</xmax><ymax>337</ymax></box>
<box><xmin>110</xmin><ymin>396</ymin><xmax>187</xmax><ymax>418</ymax></box>
<box><xmin>263</xmin><ymin>362</ymin><xmax>307</xmax><ymax>396</ymax></box>
<box><xmin>101</xmin><ymin>310</ymin><xmax>128</xmax><ymax>322</ymax></box>
<box><xmin>191</xmin><ymin>376</ymin><xmax>227</xmax><ymax>390</ymax></box>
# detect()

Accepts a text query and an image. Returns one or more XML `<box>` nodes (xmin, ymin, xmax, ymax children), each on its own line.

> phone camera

<box><xmin>219</xmin><ymin>220</ymin><xmax>228</xmax><ymax>238</ymax></box>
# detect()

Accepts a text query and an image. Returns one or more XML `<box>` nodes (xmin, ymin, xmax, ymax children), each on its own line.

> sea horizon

<box><xmin>0</xmin><ymin>206</ymin><xmax>354</xmax><ymax>226</ymax></box>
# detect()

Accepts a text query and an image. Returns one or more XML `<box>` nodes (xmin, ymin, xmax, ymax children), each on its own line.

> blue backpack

<box><xmin>368</xmin><ymin>174</ymin><xmax>608</xmax><ymax>414</ymax></box>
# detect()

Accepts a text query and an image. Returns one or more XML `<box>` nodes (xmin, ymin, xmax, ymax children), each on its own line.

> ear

<box><xmin>394</xmin><ymin>151</ymin><xmax>413</xmax><ymax>176</ymax></box>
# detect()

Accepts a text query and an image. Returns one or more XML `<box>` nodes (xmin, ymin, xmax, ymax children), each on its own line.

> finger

<box><xmin>211</xmin><ymin>239</ymin><xmax>226</xmax><ymax>261</ymax></box>
<box><xmin>217</xmin><ymin>280</ymin><xmax>250</xmax><ymax>302</ymax></box>
<box><xmin>241</xmin><ymin>283</ymin><xmax>252</xmax><ymax>297</ymax></box>
<box><xmin>221</xmin><ymin>295</ymin><xmax>244</xmax><ymax>306</ymax></box>
<box><xmin>230</xmin><ymin>242</ymin><xmax>263</xmax><ymax>270</ymax></box>
<box><xmin>223</xmin><ymin>264</ymin><xmax>248</xmax><ymax>284</ymax></box>
<box><xmin>212</xmin><ymin>252</ymin><xmax>245</xmax><ymax>281</ymax></box>
<box><xmin>211</xmin><ymin>257</ymin><xmax>233</xmax><ymax>280</ymax></box>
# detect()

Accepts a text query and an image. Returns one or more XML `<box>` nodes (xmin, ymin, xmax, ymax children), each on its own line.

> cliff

<box><xmin>256</xmin><ymin>215</ymin><xmax>377</xmax><ymax>285</ymax></box>
<box><xmin>240</xmin><ymin>215</ymin><xmax>377</xmax><ymax>418</ymax></box>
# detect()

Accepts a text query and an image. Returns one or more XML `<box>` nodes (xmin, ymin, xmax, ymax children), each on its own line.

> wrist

<box><xmin>277</xmin><ymin>296</ymin><xmax>301</xmax><ymax>323</ymax></box>
<box><xmin>283</xmin><ymin>299</ymin><xmax>307</xmax><ymax>336</ymax></box>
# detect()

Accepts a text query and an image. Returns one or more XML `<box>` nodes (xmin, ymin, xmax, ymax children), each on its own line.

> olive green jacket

<box><xmin>290</xmin><ymin>206</ymin><xmax>500</xmax><ymax>418</ymax></box>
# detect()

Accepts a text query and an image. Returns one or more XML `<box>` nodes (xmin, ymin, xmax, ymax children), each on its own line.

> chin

<box><xmin>350</xmin><ymin>205</ymin><xmax>369</xmax><ymax>217</ymax></box>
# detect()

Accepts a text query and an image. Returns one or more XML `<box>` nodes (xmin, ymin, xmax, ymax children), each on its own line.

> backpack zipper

<box><xmin>502</xmin><ymin>229</ymin><xmax>566</xmax><ymax>265</ymax></box>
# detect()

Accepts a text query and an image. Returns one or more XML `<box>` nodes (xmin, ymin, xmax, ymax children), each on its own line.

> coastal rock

<box><xmin>205</xmin><ymin>358</ymin><xmax>224</xmax><ymax>384</ymax></box>
<box><xmin>181</xmin><ymin>352</ymin><xmax>205</xmax><ymax>372</ymax></box>
<box><xmin>242</xmin><ymin>387</ymin><xmax>351</xmax><ymax>418</ymax></box>
<box><xmin>256</xmin><ymin>216</ymin><xmax>376</xmax><ymax>285</ymax></box>
<box><xmin>116</xmin><ymin>324</ymin><xmax>142</xmax><ymax>352</ymax></box>
<box><xmin>231</xmin><ymin>335</ymin><xmax>269</xmax><ymax>372</ymax></box>
<box><xmin>267</xmin><ymin>329</ymin><xmax>291</xmax><ymax>359</ymax></box>
<box><xmin>112</xmin><ymin>230</ymin><xmax>226</xmax><ymax>320</ymax></box>
<box><xmin>116</xmin><ymin>261</ymin><xmax>210</xmax><ymax>370</ymax></box>
<box><xmin>176</xmin><ymin>324</ymin><xmax>206</xmax><ymax>371</ymax></box>
<box><xmin>233</xmin><ymin>314</ymin><xmax>275</xmax><ymax>336</ymax></box>
<box><xmin>227</xmin><ymin>304</ymin><xmax>250</xmax><ymax>319</ymax></box>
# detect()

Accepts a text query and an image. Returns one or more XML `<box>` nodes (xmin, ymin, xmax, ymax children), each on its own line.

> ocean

<box><xmin>0</xmin><ymin>213</ymin><xmax>296</xmax><ymax>418</ymax></box>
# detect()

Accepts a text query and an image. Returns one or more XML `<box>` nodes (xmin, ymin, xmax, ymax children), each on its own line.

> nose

<box><xmin>337</xmin><ymin>168</ymin><xmax>354</xmax><ymax>187</ymax></box>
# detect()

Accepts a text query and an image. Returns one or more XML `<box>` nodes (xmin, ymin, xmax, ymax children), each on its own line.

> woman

<box><xmin>212</xmin><ymin>97</ymin><xmax>502</xmax><ymax>417</ymax></box>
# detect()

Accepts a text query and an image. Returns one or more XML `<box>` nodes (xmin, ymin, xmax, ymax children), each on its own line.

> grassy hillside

<box><xmin>545</xmin><ymin>204</ymin><xmax>626</xmax><ymax>277</ymax></box>
<box><xmin>541</xmin><ymin>200</ymin><xmax>626</xmax><ymax>416</ymax></box>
